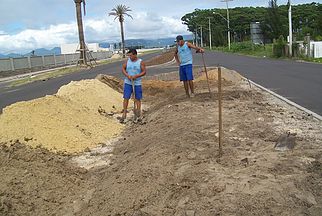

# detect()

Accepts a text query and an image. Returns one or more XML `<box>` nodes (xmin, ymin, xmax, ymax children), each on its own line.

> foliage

<box><xmin>109</xmin><ymin>5</ymin><xmax>133</xmax><ymax>58</ymax></box>
<box><xmin>273</xmin><ymin>35</ymin><xmax>287</xmax><ymax>57</ymax></box>
<box><xmin>181</xmin><ymin>2</ymin><xmax>322</xmax><ymax>47</ymax></box>
<box><xmin>108</xmin><ymin>5</ymin><xmax>133</xmax><ymax>22</ymax></box>
<box><xmin>215</xmin><ymin>42</ymin><xmax>273</xmax><ymax>58</ymax></box>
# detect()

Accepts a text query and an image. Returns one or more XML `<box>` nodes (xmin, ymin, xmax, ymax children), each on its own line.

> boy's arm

<box><xmin>187</xmin><ymin>42</ymin><xmax>204</xmax><ymax>53</ymax></box>
<box><xmin>133</xmin><ymin>61</ymin><xmax>146</xmax><ymax>79</ymax></box>
<box><xmin>174</xmin><ymin>47</ymin><xmax>180</xmax><ymax>65</ymax></box>
<box><xmin>122</xmin><ymin>61</ymin><xmax>131</xmax><ymax>79</ymax></box>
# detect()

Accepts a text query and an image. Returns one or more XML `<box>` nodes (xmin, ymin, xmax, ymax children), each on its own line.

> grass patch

<box><xmin>10</xmin><ymin>67</ymin><xmax>81</xmax><ymax>87</ymax></box>
<box><xmin>97</xmin><ymin>58</ymin><xmax>123</xmax><ymax>65</ymax></box>
<box><xmin>138</xmin><ymin>49</ymin><xmax>161</xmax><ymax>55</ymax></box>
<box><xmin>298</xmin><ymin>57</ymin><xmax>322</xmax><ymax>64</ymax></box>
<box><xmin>213</xmin><ymin>42</ymin><xmax>274</xmax><ymax>58</ymax></box>
<box><xmin>212</xmin><ymin>42</ymin><xmax>321</xmax><ymax>64</ymax></box>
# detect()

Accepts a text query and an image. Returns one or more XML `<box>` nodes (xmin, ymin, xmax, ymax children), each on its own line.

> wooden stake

<box><xmin>218</xmin><ymin>66</ymin><xmax>223</xmax><ymax>157</ymax></box>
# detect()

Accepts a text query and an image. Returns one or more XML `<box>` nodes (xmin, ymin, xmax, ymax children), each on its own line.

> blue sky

<box><xmin>0</xmin><ymin>0</ymin><xmax>320</xmax><ymax>53</ymax></box>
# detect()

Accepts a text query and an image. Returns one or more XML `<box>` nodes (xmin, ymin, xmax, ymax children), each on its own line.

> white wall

<box><xmin>61</xmin><ymin>43</ymin><xmax>104</xmax><ymax>54</ymax></box>
<box><xmin>61</xmin><ymin>43</ymin><xmax>79</xmax><ymax>54</ymax></box>
<box><xmin>311</xmin><ymin>41</ymin><xmax>322</xmax><ymax>58</ymax></box>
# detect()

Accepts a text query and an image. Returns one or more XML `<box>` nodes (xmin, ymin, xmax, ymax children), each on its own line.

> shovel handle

<box><xmin>201</xmin><ymin>53</ymin><xmax>212</xmax><ymax>95</ymax></box>
<box><xmin>131</xmin><ymin>79</ymin><xmax>136</xmax><ymax>100</ymax></box>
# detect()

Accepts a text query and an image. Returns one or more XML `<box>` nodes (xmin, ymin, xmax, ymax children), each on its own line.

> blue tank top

<box><xmin>177</xmin><ymin>42</ymin><xmax>193</xmax><ymax>66</ymax></box>
<box><xmin>124</xmin><ymin>58</ymin><xmax>142</xmax><ymax>86</ymax></box>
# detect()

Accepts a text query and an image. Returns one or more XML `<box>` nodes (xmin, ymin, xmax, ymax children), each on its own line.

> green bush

<box><xmin>315</xmin><ymin>35</ymin><xmax>322</xmax><ymax>41</ymax></box>
<box><xmin>273</xmin><ymin>35</ymin><xmax>286</xmax><ymax>58</ymax></box>
<box><xmin>230</xmin><ymin>41</ymin><xmax>262</xmax><ymax>52</ymax></box>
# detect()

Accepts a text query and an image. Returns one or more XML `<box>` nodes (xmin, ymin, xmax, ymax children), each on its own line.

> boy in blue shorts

<box><xmin>174</xmin><ymin>35</ymin><xmax>204</xmax><ymax>97</ymax></box>
<box><xmin>120</xmin><ymin>49</ymin><xmax>146</xmax><ymax>123</ymax></box>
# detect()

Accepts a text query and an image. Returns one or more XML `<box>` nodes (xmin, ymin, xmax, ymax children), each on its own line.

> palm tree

<box><xmin>74</xmin><ymin>0</ymin><xmax>87</xmax><ymax>65</ymax></box>
<box><xmin>109</xmin><ymin>5</ymin><xmax>133</xmax><ymax>58</ymax></box>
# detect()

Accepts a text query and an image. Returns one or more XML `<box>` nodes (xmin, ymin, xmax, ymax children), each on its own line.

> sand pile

<box><xmin>0</xmin><ymin>79</ymin><xmax>124</xmax><ymax>154</ymax></box>
<box><xmin>195</xmin><ymin>68</ymin><xmax>243</xmax><ymax>83</ymax></box>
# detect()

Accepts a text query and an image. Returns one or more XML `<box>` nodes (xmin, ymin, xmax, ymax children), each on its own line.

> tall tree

<box><xmin>261</xmin><ymin>0</ymin><xmax>288</xmax><ymax>41</ymax></box>
<box><xmin>109</xmin><ymin>5</ymin><xmax>133</xmax><ymax>58</ymax></box>
<box><xmin>182</xmin><ymin>3</ymin><xmax>321</xmax><ymax>46</ymax></box>
<box><xmin>74</xmin><ymin>0</ymin><xmax>87</xmax><ymax>65</ymax></box>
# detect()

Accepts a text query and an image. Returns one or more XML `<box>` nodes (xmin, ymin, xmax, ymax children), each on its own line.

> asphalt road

<box><xmin>0</xmin><ymin>50</ymin><xmax>321</xmax><ymax>116</ymax></box>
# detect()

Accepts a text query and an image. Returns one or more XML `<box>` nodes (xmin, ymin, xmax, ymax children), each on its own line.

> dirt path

<box><xmin>1</xmin><ymin>70</ymin><xmax>321</xmax><ymax>216</ymax></box>
<box><xmin>76</xmin><ymin>76</ymin><xmax>322</xmax><ymax>216</ymax></box>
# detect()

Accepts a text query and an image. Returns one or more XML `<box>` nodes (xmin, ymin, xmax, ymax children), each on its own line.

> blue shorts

<box><xmin>179</xmin><ymin>64</ymin><xmax>193</xmax><ymax>81</ymax></box>
<box><xmin>123</xmin><ymin>83</ymin><xmax>143</xmax><ymax>100</ymax></box>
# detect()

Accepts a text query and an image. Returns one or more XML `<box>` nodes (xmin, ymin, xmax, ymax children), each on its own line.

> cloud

<box><xmin>0</xmin><ymin>13</ymin><xmax>189</xmax><ymax>53</ymax></box>
<box><xmin>0</xmin><ymin>23</ymin><xmax>78</xmax><ymax>53</ymax></box>
<box><xmin>125</xmin><ymin>12</ymin><xmax>188</xmax><ymax>38</ymax></box>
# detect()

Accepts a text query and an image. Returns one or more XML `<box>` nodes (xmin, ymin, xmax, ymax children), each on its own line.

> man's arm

<box><xmin>122</xmin><ymin>61</ymin><xmax>131</xmax><ymax>79</ymax></box>
<box><xmin>187</xmin><ymin>42</ymin><xmax>204</xmax><ymax>53</ymax></box>
<box><xmin>133</xmin><ymin>61</ymin><xmax>146</xmax><ymax>79</ymax></box>
<box><xmin>174</xmin><ymin>47</ymin><xmax>180</xmax><ymax>65</ymax></box>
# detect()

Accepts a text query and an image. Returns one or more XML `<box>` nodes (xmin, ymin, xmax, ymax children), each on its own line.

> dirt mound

<box><xmin>78</xmin><ymin>78</ymin><xmax>322</xmax><ymax>215</ymax></box>
<box><xmin>195</xmin><ymin>68</ymin><xmax>243</xmax><ymax>84</ymax></box>
<box><xmin>145</xmin><ymin>50</ymin><xmax>175</xmax><ymax>66</ymax></box>
<box><xmin>0</xmin><ymin>79</ymin><xmax>124</xmax><ymax>154</ymax></box>
<box><xmin>0</xmin><ymin>142</ymin><xmax>89</xmax><ymax>216</ymax></box>
<box><xmin>1</xmin><ymin>69</ymin><xmax>321</xmax><ymax>215</ymax></box>
<box><xmin>96</xmin><ymin>74</ymin><xmax>123</xmax><ymax>93</ymax></box>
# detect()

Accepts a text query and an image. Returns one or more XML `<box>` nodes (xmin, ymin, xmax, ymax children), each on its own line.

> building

<box><xmin>250</xmin><ymin>22</ymin><xmax>264</xmax><ymax>44</ymax></box>
<box><xmin>60</xmin><ymin>43</ymin><xmax>109</xmax><ymax>54</ymax></box>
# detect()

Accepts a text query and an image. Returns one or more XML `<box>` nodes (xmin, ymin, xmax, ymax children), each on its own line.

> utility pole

<box><xmin>208</xmin><ymin>17</ymin><xmax>212</xmax><ymax>49</ymax></box>
<box><xmin>221</xmin><ymin>0</ymin><xmax>233</xmax><ymax>50</ymax></box>
<box><xmin>288</xmin><ymin>0</ymin><xmax>293</xmax><ymax>57</ymax></box>
<box><xmin>74</xmin><ymin>0</ymin><xmax>87</xmax><ymax>65</ymax></box>
<box><xmin>200</xmin><ymin>26</ymin><xmax>204</xmax><ymax>47</ymax></box>
<box><xmin>195</xmin><ymin>28</ymin><xmax>198</xmax><ymax>46</ymax></box>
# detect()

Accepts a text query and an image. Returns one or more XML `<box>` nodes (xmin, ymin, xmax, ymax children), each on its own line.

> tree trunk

<box><xmin>75</xmin><ymin>0</ymin><xmax>87</xmax><ymax>65</ymax></box>
<box><xmin>120</xmin><ymin>20</ymin><xmax>125</xmax><ymax>58</ymax></box>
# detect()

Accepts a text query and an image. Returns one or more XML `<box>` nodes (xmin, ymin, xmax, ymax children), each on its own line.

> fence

<box><xmin>0</xmin><ymin>51</ymin><xmax>113</xmax><ymax>74</ymax></box>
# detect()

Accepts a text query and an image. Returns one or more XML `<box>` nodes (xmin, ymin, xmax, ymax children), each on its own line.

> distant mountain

<box><xmin>6</xmin><ymin>53</ymin><xmax>22</xmax><ymax>58</ymax></box>
<box><xmin>0</xmin><ymin>47</ymin><xmax>61</xmax><ymax>59</ymax></box>
<box><xmin>25</xmin><ymin>47</ymin><xmax>61</xmax><ymax>56</ymax></box>
<box><xmin>98</xmin><ymin>35</ymin><xmax>194</xmax><ymax>49</ymax></box>
<box><xmin>0</xmin><ymin>35</ymin><xmax>193</xmax><ymax>58</ymax></box>
<box><xmin>98</xmin><ymin>43</ymin><xmax>111</xmax><ymax>48</ymax></box>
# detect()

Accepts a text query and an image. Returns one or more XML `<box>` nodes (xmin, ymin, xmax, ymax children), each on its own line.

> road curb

<box><xmin>242</xmin><ymin>77</ymin><xmax>322</xmax><ymax>121</ymax></box>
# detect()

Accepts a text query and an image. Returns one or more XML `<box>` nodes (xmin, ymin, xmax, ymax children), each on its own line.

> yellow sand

<box><xmin>0</xmin><ymin>79</ymin><xmax>124</xmax><ymax>154</ymax></box>
<box><xmin>195</xmin><ymin>68</ymin><xmax>243</xmax><ymax>83</ymax></box>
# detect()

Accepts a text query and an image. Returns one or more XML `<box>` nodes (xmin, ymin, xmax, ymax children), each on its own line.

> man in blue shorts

<box><xmin>174</xmin><ymin>35</ymin><xmax>204</xmax><ymax>97</ymax></box>
<box><xmin>120</xmin><ymin>48</ymin><xmax>146</xmax><ymax>123</ymax></box>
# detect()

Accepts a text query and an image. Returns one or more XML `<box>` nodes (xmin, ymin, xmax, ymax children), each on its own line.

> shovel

<box><xmin>202</xmin><ymin>52</ymin><xmax>212</xmax><ymax>96</ymax></box>
<box><xmin>197</xmin><ymin>51</ymin><xmax>212</xmax><ymax>96</ymax></box>
<box><xmin>131</xmin><ymin>79</ymin><xmax>137</xmax><ymax>120</ymax></box>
